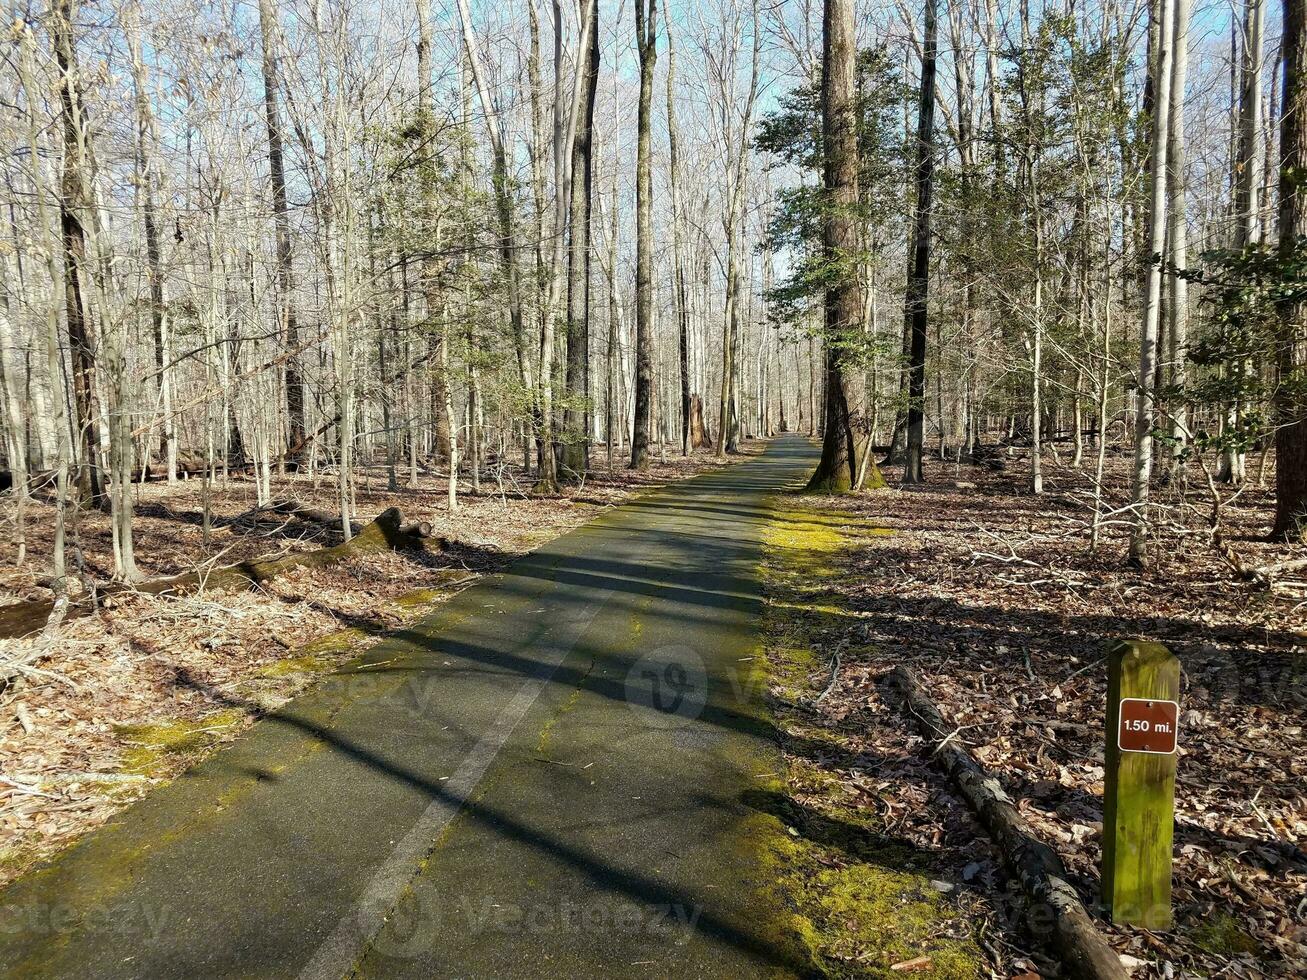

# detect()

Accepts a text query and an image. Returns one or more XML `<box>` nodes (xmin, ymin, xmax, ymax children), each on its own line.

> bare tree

<box><xmin>1163</xmin><ymin>0</ymin><xmax>1192</xmax><ymax>486</ymax></box>
<box><xmin>902</xmin><ymin>0</ymin><xmax>937</xmax><ymax>485</ymax></box>
<box><xmin>666</xmin><ymin>5</ymin><xmax>692</xmax><ymax>457</ymax></box>
<box><xmin>17</xmin><ymin>18</ymin><xmax>69</xmax><ymax>587</ymax></box>
<box><xmin>126</xmin><ymin>1</ymin><xmax>175</xmax><ymax>483</ymax></box>
<box><xmin>563</xmin><ymin>2</ymin><xmax>600</xmax><ymax>477</ymax></box>
<box><xmin>1220</xmin><ymin>0</ymin><xmax>1267</xmax><ymax>484</ymax></box>
<box><xmin>257</xmin><ymin>0</ymin><xmax>306</xmax><ymax>463</ymax></box>
<box><xmin>630</xmin><ymin>0</ymin><xmax>658</xmax><ymax>470</ymax></box>
<box><xmin>51</xmin><ymin>0</ymin><xmax>104</xmax><ymax>509</ymax></box>
<box><xmin>1129</xmin><ymin>0</ymin><xmax>1176</xmax><ymax>567</ymax></box>
<box><xmin>416</xmin><ymin>0</ymin><xmax>452</xmax><ymax>461</ymax></box>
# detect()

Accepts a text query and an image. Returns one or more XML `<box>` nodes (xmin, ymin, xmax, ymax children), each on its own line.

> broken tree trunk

<box><xmin>0</xmin><ymin>508</ymin><xmax>426</xmax><ymax>642</ymax></box>
<box><xmin>688</xmin><ymin>393</ymin><xmax>713</xmax><ymax>449</ymax></box>
<box><xmin>887</xmin><ymin>665</ymin><xmax>1127</xmax><ymax>980</ymax></box>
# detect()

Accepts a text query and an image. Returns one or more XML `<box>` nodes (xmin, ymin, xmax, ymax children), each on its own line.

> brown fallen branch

<box><xmin>887</xmin><ymin>665</ymin><xmax>1127</xmax><ymax>980</ymax></box>
<box><xmin>0</xmin><ymin>595</ymin><xmax>74</xmax><ymax>690</ymax></box>
<box><xmin>0</xmin><ymin>507</ymin><xmax>426</xmax><ymax>643</ymax></box>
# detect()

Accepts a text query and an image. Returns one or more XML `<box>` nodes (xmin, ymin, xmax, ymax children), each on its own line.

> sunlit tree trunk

<box><xmin>19</xmin><ymin>24</ymin><xmax>69</xmax><ymax>588</ymax></box>
<box><xmin>666</xmin><ymin>7</ymin><xmax>692</xmax><ymax>457</ymax></box>
<box><xmin>630</xmin><ymin>0</ymin><xmax>657</xmax><ymax>470</ymax></box>
<box><xmin>126</xmin><ymin>3</ymin><xmax>175</xmax><ymax>483</ymax></box>
<box><xmin>1163</xmin><ymin>0</ymin><xmax>1192</xmax><ymax>487</ymax></box>
<box><xmin>52</xmin><ymin>0</ymin><xmax>105</xmax><ymax>509</ymax></box>
<box><xmin>1130</xmin><ymin>0</ymin><xmax>1175</xmax><ymax>566</ymax></box>
<box><xmin>416</xmin><ymin>0</ymin><xmax>451</xmax><ymax>461</ymax></box>
<box><xmin>563</xmin><ymin>7</ymin><xmax>599</xmax><ymax>478</ymax></box>
<box><xmin>808</xmin><ymin>0</ymin><xmax>879</xmax><ymax>492</ymax></box>
<box><xmin>455</xmin><ymin>0</ymin><xmax>531</xmax><ymax>446</ymax></box>
<box><xmin>0</xmin><ymin>246</ymin><xmax>27</xmax><ymax>566</ymax></box>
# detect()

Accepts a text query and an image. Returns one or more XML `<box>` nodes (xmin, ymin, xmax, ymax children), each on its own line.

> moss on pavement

<box><xmin>760</xmin><ymin>494</ymin><xmax>987</xmax><ymax>979</ymax></box>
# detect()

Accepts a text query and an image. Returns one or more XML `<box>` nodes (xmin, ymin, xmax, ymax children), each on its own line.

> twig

<box><xmin>815</xmin><ymin>643</ymin><xmax>843</xmax><ymax>702</ymax></box>
<box><xmin>1249</xmin><ymin>787</ymin><xmax>1284</xmax><ymax>842</ymax></box>
<box><xmin>0</xmin><ymin>775</ymin><xmax>59</xmax><ymax>799</ymax></box>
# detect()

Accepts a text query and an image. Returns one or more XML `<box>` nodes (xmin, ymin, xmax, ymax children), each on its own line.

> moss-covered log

<box><xmin>887</xmin><ymin>665</ymin><xmax>1128</xmax><ymax>980</ymax></box>
<box><xmin>0</xmin><ymin>507</ymin><xmax>423</xmax><ymax>643</ymax></box>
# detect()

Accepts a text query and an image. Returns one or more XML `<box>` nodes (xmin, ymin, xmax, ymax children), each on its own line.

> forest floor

<box><xmin>0</xmin><ymin>444</ymin><xmax>757</xmax><ymax>889</ymax></box>
<box><xmin>762</xmin><ymin>445</ymin><xmax>1305</xmax><ymax>979</ymax></box>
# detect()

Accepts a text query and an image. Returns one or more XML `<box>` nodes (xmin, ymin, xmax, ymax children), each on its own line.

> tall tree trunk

<box><xmin>256</xmin><ymin>0</ymin><xmax>305</xmax><ymax>461</ymax></box>
<box><xmin>1274</xmin><ymin>0</ymin><xmax>1307</xmax><ymax>539</ymax></box>
<box><xmin>630</xmin><ymin>0</ymin><xmax>657</xmax><ymax>470</ymax></box>
<box><xmin>20</xmin><ymin>23</ymin><xmax>70</xmax><ymax>589</ymax></box>
<box><xmin>1221</xmin><ymin>0</ymin><xmax>1267</xmax><ymax>484</ymax></box>
<box><xmin>1164</xmin><ymin>0</ymin><xmax>1192</xmax><ymax>486</ymax></box>
<box><xmin>902</xmin><ymin>0</ymin><xmax>937</xmax><ymax>485</ymax></box>
<box><xmin>717</xmin><ymin>239</ymin><xmax>738</xmax><ymax>458</ymax></box>
<box><xmin>56</xmin><ymin>0</ymin><xmax>137</xmax><ymax>577</ymax></box>
<box><xmin>531</xmin><ymin>0</ymin><xmax>595</xmax><ymax>491</ymax></box>
<box><xmin>563</xmin><ymin>9</ymin><xmax>599</xmax><ymax>478</ymax></box>
<box><xmin>1235</xmin><ymin>0</ymin><xmax>1267</xmax><ymax>245</ymax></box>
<box><xmin>127</xmin><ymin>5</ymin><xmax>175</xmax><ymax>482</ymax></box>
<box><xmin>605</xmin><ymin>137</ymin><xmax>620</xmax><ymax>471</ymax></box>
<box><xmin>52</xmin><ymin>0</ymin><xmax>105</xmax><ymax>509</ymax></box>
<box><xmin>808</xmin><ymin>0</ymin><xmax>879</xmax><ymax>492</ymax></box>
<box><xmin>1129</xmin><ymin>0</ymin><xmax>1176</xmax><ymax>566</ymax></box>
<box><xmin>416</xmin><ymin>0</ymin><xmax>452</xmax><ymax>460</ymax></box>
<box><xmin>0</xmin><ymin>248</ymin><xmax>27</xmax><ymax>566</ymax></box>
<box><xmin>666</xmin><ymin>7</ymin><xmax>692</xmax><ymax>457</ymax></box>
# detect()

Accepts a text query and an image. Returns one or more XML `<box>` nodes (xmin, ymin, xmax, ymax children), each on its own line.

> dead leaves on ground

<box><xmin>781</xmin><ymin>455</ymin><xmax>1305</xmax><ymax>978</ymax></box>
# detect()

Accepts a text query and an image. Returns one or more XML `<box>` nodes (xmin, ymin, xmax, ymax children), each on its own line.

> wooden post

<box><xmin>1102</xmin><ymin>639</ymin><xmax>1180</xmax><ymax>929</ymax></box>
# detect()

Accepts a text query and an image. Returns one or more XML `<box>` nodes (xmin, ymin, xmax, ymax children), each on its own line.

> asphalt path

<box><xmin>0</xmin><ymin>434</ymin><xmax>821</xmax><ymax>979</ymax></box>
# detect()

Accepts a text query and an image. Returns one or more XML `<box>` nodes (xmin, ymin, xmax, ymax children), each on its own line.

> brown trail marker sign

<box><xmin>1102</xmin><ymin>640</ymin><xmax>1180</xmax><ymax>930</ymax></box>
<box><xmin>1118</xmin><ymin>698</ymin><xmax>1179</xmax><ymax>755</ymax></box>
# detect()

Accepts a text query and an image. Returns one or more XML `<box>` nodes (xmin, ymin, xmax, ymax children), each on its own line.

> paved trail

<box><xmin>0</xmin><ymin>435</ymin><xmax>821</xmax><ymax>980</ymax></box>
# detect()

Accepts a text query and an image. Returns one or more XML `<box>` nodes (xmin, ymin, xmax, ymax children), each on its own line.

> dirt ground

<box><xmin>764</xmin><ymin>447</ymin><xmax>1305</xmax><ymax>978</ymax></box>
<box><xmin>0</xmin><ymin>445</ymin><xmax>755</xmax><ymax>888</ymax></box>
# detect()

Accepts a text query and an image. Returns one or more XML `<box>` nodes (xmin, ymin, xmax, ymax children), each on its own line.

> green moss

<box><xmin>256</xmin><ymin>652</ymin><xmax>339</xmax><ymax>678</ymax></box>
<box><xmin>1190</xmin><ymin>912</ymin><xmax>1263</xmax><ymax>958</ymax></box>
<box><xmin>536</xmin><ymin>686</ymin><xmax>584</xmax><ymax>757</ymax></box>
<box><xmin>0</xmin><ymin>846</ymin><xmax>40</xmax><ymax>879</ymax></box>
<box><xmin>393</xmin><ymin>588</ymin><xmax>448</xmax><ymax>609</ymax></box>
<box><xmin>790</xmin><ymin>860</ymin><xmax>979</xmax><ymax>978</ymax></box>
<box><xmin>296</xmin><ymin>627</ymin><xmax>367</xmax><ymax>657</ymax></box>
<box><xmin>393</xmin><ymin>571</ymin><xmax>476</xmax><ymax>609</ymax></box>
<box><xmin>757</xmin><ymin>495</ymin><xmax>985</xmax><ymax>979</ymax></box>
<box><xmin>113</xmin><ymin>709</ymin><xmax>246</xmax><ymax>776</ymax></box>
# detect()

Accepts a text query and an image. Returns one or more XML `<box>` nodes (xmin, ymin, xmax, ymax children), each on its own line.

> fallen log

<box><xmin>265</xmin><ymin>498</ymin><xmax>355</xmax><ymax>533</ymax></box>
<box><xmin>400</xmin><ymin>520</ymin><xmax>434</xmax><ymax>539</ymax></box>
<box><xmin>886</xmin><ymin>665</ymin><xmax>1127</xmax><ymax>980</ymax></box>
<box><xmin>265</xmin><ymin>500</ymin><xmax>433</xmax><ymax>543</ymax></box>
<box><xmin>0</xmin><ymin>507</ymin><xmax>425</xmax><ymax>642</ymax></box>
<box><xmin>136</xmin><ymin>499</ymin><xmax>446</xmax><ymax>554</ymax></box>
